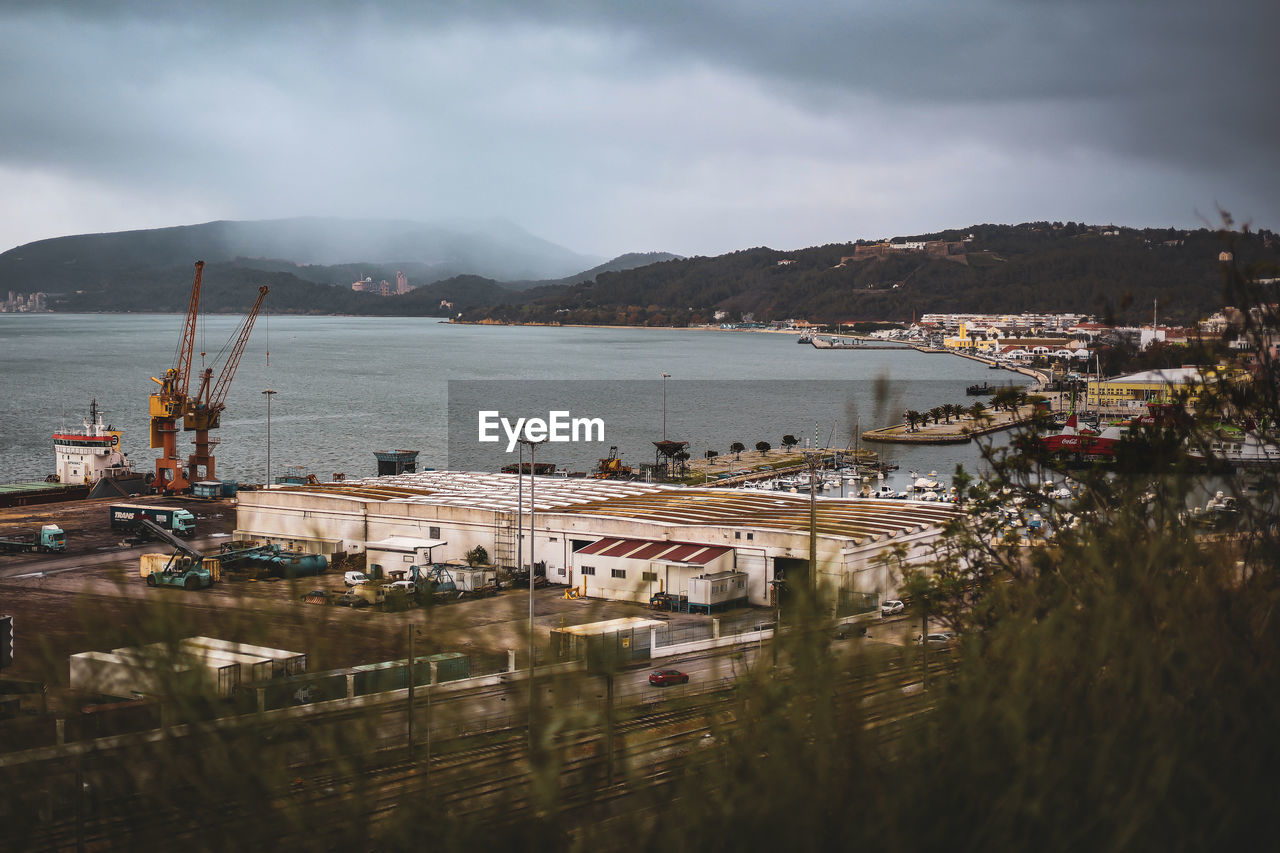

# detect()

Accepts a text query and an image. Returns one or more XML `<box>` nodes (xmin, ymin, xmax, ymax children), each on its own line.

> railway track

<box><xmin>6</xmin><ymin>647</ymin><xmax>956</xmax><ymax>849</ymax></box>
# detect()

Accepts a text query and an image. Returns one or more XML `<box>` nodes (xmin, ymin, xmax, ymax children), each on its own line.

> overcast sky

<box><xmin>2</xmin><ymin>0</ymin><xmax>1276</xmax><ymax>258</ymax></box>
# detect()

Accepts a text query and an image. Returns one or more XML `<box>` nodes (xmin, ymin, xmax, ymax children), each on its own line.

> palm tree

<box><xmin>905</xmin><ymin>410</ymin><xmax>922</xmax><ymax>432</ymax></box>
<box><xmin>992</xmin><ymin>386</ymin><xmax>1021</xmax><ymax>413</ymax></box>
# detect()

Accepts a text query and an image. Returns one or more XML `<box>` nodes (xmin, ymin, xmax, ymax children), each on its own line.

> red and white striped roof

<box><xmin>576</xmin><ymin>537</ymin><xmax>732</xmax><ymax>565</ymax></box>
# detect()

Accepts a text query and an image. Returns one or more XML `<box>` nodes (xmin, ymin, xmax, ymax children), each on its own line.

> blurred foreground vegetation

<box><xmin>4</xmin><ymin>226</ymin><xmax>1280</xmax><ymax>851</ymax></box>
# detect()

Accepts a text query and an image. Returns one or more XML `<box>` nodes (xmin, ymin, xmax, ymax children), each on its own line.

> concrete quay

<box><xmin>861</xmin><ymin>404</ymin><xmax>1041</xmax><ymax>445</ymax></box>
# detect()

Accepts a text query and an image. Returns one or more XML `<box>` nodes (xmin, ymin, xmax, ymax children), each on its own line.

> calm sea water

<box><xmin>0</xmin><ymin>315</ymin><xmax>1029</xmax><ymax>490</ymax></box>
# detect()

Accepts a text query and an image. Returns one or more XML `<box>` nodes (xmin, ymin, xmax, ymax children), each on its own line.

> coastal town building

<box><xmin>1085</xmin><ymin>367</ymin><xmax>1208</xmax><ymax>409</ymax></box>
<box><xmin>941</xmin><ymin>323</ymin><xmax>1089</xmax><ymax>360</ymax></box>
<box><xmin>1</xmin><ymin>291</ymin><xmax>48</xmax><ymax>312</ymax></box>
<box><xmin>922</xmin><ymin>312</ymin><xmax>1092</xmax><ymax>333</ymax></box>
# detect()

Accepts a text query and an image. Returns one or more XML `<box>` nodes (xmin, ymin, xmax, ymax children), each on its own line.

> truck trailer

<box><xmin>109</xmin><ymin>504</ymin><xmax>195</xmax><ymax>537</ymax></box>
<box><xmin>0</xmin><ymin>525</ymin><xmax>65</xmax><ymax>553</ymax></box>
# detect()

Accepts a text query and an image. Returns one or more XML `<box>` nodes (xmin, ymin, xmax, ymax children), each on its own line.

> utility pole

<box><xmin>921</xmin><ymin>602</ymin><xmax>929</xmax><ymax>692</ymax></box>
<box><xmin>407</xmin><ymin>624</ymin><xmax>415</xmax><ymax>760</ymax></box>
<box><xmin>805</xmin><ymin>451</ymin><xmax>819</xmax><ymax>595</ymax></box>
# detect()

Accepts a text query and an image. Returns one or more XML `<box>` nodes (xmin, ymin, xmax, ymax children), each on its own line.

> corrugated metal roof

<box><xmin>273</xmin><ymin>471</ymin><xmax>666</xmax><ymax>512</ymax></box>
<box><xmin>265</xmin><ymin>471</ymin><xmax>958</xmax><ymax>544</ymax></box>
<box><xmin>561</xmin><ymin>489</ymin><xmax>957</xmax><ymax>544</ymax></box>
<box><xmin>552</xmin><ymin>617</ymin><xmax>666</xmax><ymax>636</ymax></box>
<box><xmin>577</xmin><ymin>537</ymin><xmax>732</xmax><ymax>565</ymax></box>
<box><xmin>578</xmin><ymin>538</ymin><xmax>649</xmax><ymax>558</ymax></box>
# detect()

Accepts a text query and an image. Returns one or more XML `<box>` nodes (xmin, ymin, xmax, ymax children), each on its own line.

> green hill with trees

<box><xmin>10</xmin><ymin>220</ymin><xmax>1278</xmax><ymax>323</ymax></box>
<box><xmin>475</xmin><ymin>222</ymin><xmax>1280</xmax><ymax>326</ymax></box>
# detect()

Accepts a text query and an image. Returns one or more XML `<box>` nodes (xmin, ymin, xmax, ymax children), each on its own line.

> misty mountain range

<box><xmin>0</xmin><ymin>217</ymin><xmax>678</xmax><ymax>314</ymax></box>
<box><xmin>3</xmin><ymin>217</ymin><xmax>1276</xmax><ymax>324</ymax></box>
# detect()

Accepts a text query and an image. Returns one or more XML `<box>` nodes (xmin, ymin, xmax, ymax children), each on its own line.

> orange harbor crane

<box><xmin>185</xmin><ymin>285</ymin><xmax>269</xmax><ymax>481</ymax></box>
<box><xmin>148</xmin><ymin>261</ymin><xmax>204</xmax><ymax>493</ymax></box>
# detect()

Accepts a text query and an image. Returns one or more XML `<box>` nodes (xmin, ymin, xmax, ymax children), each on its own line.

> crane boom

<box><xmin>185</xmin><ymin>285</ymin><xmax>269</xmax><ymax>482</ymax></box>
<box><xmin>208</xmin><ymin>285</ymin><xmax>268</xmax><ymax>415</ymax></box>
<box><xmin>174</xmin><ymin>261</ymin><xmax>204</xmax><ymax>397</ymax></box>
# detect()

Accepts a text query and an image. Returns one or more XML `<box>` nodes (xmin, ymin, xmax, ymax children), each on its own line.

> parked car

<box><xmin>881</xmin><ymin>599</ymin><xmax>905</xmax><ymax>617</ymax></box>
<box><xmin>833</xmin><ymin>623</ymin><xmax>867</xmax><ymax>640</ymax></box>
<box><xmin>334</xmin><ymin>592</ymin><xmax>370</xmax><ymax>608</ymax></box>
<box><xmin>648</xmin><ymin>669</ymin><xmax>690</xmax><ymax>686</ymax></box>
<box><xmin>344</xmin><ymin>571</ymin><xmax>369</xmax><ymax>587</ymax></box>
<box><xmin>388</xmin><ymin>580</ymin><xmax>417</xmax><ymax>593</ymax></box>
<box><xmin>919</xmin><ymin>632</ymin><xmax>955</xmax><ymax>645</ymax></box>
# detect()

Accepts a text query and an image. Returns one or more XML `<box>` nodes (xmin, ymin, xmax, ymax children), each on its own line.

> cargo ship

<box><xmin>52</xmin><ymin>399</ymin><xmax>133</xmax><ymax>486</ymax></box>
<box><xmin>0</xmin><ymin>400</ymin><xmax>147</xmax><ymax>507</ymax></box>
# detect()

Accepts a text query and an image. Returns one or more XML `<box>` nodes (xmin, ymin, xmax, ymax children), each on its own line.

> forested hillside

<box><xmin>17</xmin><ymin>221</ymin><xmax>1279</xmax><ymax>323</ymax></box>
<box><xmin>474</xmin><ymin>223</ymin><xmax>1280</xmax><ymax>326</ymax></box>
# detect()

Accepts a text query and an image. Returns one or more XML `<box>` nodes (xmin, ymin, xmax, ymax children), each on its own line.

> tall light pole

<box><xmin>261</xmin><ymin>389</ymin><xmax>276</xmax><ymax>486</ymax></box>
<box><xmin>661</xmin><ymin>373</ymin><xmax>670</xmax><ymax>441</ymax></box>
<box><xmin>805</xmin><ymin>450</ymin><xmax>819</xmax><ymax>595</ymax></box>
<box><xmin>518</xmin><ymin>437</ymin><xmax>546</xmax><ymax>755</ymax></box>
<box><xmin>515</xmin><ymin>442</ymin><xmax>524</xmax><ymax>574</ymax></box>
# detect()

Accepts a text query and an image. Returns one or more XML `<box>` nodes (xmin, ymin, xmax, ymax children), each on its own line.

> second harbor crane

<box><xmin>185</xmin><ymin>284</ymin><xmax>269</xmax><ymax>482</ymax></box>
<box><xmin>148</xmin><ymin>261</ymin><xmax>269</xmax><ymax>491</ymax></box>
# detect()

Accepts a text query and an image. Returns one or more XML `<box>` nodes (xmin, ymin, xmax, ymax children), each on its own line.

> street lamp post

<box><xmin>661</xmin><ymin>373</ymin><xmax>670</xmax><ymax>441</ymax></box>
<box><xmin>516</xmin><ymin>442</ymin><xmax>524</xmax><ymax>574</ymax></box>
<box><xmin>261</xmin><ymin>389</ymin><xmax>276</xmax><ymax>486</ymax></box>
<box><xmin>518</xmin><ymin>437</ymin><xmax>546</xmax><ymax>755</ymax></box>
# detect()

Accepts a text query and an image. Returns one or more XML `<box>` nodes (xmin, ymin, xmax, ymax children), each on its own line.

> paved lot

<box><xmin>0</xmin><ymin>495</ymin><xmax>776</xmax><ymax>712</ymax></box>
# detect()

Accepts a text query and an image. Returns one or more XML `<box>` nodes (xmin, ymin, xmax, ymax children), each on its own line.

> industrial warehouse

<box><xmin>234</xmin><ymin>470</ymin><xmax>959</xmax><ymax>609</ymax></box>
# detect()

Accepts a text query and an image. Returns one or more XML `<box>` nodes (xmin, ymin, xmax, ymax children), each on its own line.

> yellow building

<box><xmin>942</xmin><ymin>322</ymin><xmax>1001</xmax><ymax>353</ymax></box>
<box><xmin>943</xmin><ymin>323</ymin><xmax>1075</xmax><ymax>357</ymax></box>
<box><xmin>1085</xmin><ymin>367</ymin><xmax>1205</xmax><ymax>409</ymax></box>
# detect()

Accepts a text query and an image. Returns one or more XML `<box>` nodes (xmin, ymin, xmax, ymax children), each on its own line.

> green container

<box><xmin>262</xmin><ymin>672</ymin><xmax>346</xmax><ymax>710</ymax></box>
<box><xmin>352</xmin><ymin>661</ymin><xmax>409</xmax><ymax>695</ymax></box>
<box><xmin>425</xmin><ymin>652</ymin><xmax>470</xmax><ymax>683</ymax></box>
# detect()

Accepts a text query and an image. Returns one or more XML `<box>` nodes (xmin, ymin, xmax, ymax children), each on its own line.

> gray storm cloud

<box><xmin>1</xmin><ymin>0</ymin><xmax>1276</xmax><ymax>257</ymax></box>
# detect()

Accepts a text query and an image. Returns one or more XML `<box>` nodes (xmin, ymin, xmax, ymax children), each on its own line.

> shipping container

<box><xmin>183</xmin><ymin>637</ymin><xmax>306</xmax><ymax>677</ymax></box>
<box><xmin>259</xmin><ymin>672</ymin><xmax>347</xmax><ymax>710</ymax></box>
<box><xmin>76</xmin><ymin>700</ymin><xmax>160</xmax><ymax>740</ymax></box>
<box><xmin>687</xmin><ymin>570</ymin><xmax>749</xmax><ymax>612</ymax></box>
<box><xmin>71</xmin><ymin>650</ymin><xmax>204</xmax><ymax>699</ymax></box>
<box><xmin>421</xmin><ymin>652</ymin><xmax>470</xmax><ymax>684</ymax></box>
<box><xmin>352</xmin><ymin>661</ymin><xmax>409</xmax><ymax>696</ymax></box>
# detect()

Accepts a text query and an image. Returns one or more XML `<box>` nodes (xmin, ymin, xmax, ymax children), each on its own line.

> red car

<box><xmin>648</xmin><ymin>669</ymin><xmax>690</xmax><ymax>686</ymax></box>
